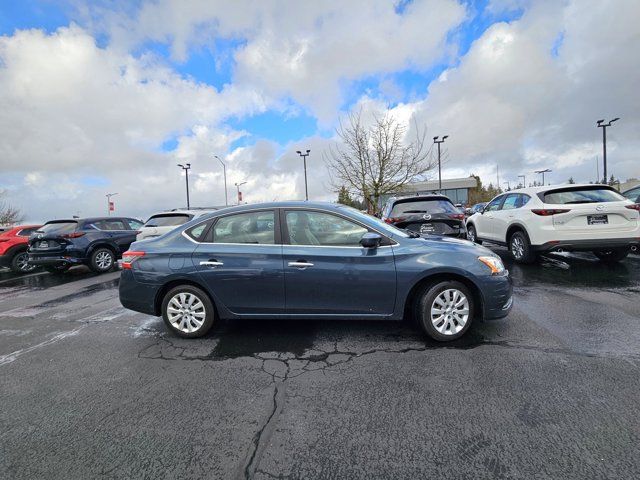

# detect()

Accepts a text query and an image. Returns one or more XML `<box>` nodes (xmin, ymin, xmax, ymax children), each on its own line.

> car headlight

<box><xmin>478</xmin><ymin>256</ymin><xmax>505</xmax><ymax>275</ymax></box>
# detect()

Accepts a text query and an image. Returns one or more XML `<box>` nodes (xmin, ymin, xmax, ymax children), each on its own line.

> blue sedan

<box><xmin>119</xmin><ymin>202</ymin><xmax>512</xmax><ymax>341</ymax></box>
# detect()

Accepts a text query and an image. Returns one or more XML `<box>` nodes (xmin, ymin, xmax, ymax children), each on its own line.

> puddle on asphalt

<box><xmin>0</xmin><ymin>266</ymin><xmax>102</xmax><ymax>291</ymax></box>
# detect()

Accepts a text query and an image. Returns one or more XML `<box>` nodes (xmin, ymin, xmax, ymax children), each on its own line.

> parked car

<box><xmin>137</xmin><ymin>208</ymin><xmax>219</xmax><ymax>241</ymax></box>
<box><xmin>466</xmin><ymin>184</ymin><xmax>640</xmax><ymax>264</ymax></box>
<box><xmin>28</xmin><ymin>217</ymin><xmax>143</xmax><ymax>273</ymax></box>
<box><xmin>466</xmin><ymin>202</ymin><xmax>487</xmax><ymax>217</ymax></box>
<box><xmin>380</xmin><ymin>195</ymin><xmax>467</xmax><ymax>237</ymax></box>
<box><xmin>622</xmin><ymin>185</ymin><xmax>640</xmax><ymax>203</ymax></box>
<box><xmin>0</xmin><ymin>225</ymin><xmax>42</xmax><ymax>273</ymax></box>
<box><xmin>119</xmin><ymin>201</ymin><xmax>512</xmax><ymax>341</ymax></box>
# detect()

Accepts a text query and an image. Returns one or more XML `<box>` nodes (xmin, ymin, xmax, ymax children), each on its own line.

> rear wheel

<box><xmin>162</xmin><ymin>285</ymin><xmax>215</xmax><ymax>338</ymax></box>
<box><xmin>509</xmin><ymin>231</ymin><xmax>536</xmax><ymax>264</ymax></box>
<box><xmin>90</xmin><ymin>248</ymin><xmax>115</xmax><ymax>273</ymax></box>
<box><xmin>415</xmin><ymin>281</ymin><xmax>474</xmax><ymax>341</ymax></box>
<box><xmin>593</xmin><ymin>247</ymin><xmax>629</xmax><ymax>263</ymax></box>
<box><xmin>44</xmin><ymin>264</ymin><xmax>70</xmax><ymax>274</ymax></box>
<box><xmin>10</xmin><ymin>251</ymin><xmax>37</xmax><ymax>274</ymax></box>
<box><xmin>467</xmin><ymin>225</ymin><xmax>481</xmax><ymax>244</ymax></box>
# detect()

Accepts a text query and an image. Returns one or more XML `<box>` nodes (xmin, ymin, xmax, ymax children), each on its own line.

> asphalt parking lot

<box><xmin>1</xmin><ymin>250</ymin><xmax>639</xmax><ymax>479</ymax></box>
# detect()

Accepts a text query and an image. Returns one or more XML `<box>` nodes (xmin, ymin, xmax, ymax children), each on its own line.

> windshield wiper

<box><xmin>406</xmin><ymin>231</ymin><xmax>421</xmax><ymax>238</ymax></box>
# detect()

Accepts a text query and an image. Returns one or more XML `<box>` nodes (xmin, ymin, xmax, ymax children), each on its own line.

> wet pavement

<box><xmin>1</xmin><ymin>252</ymin><xmax>639</xmax><ymax>479</ymax></box>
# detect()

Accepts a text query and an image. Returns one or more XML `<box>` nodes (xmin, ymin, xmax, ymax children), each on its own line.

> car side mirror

<box><xmin>360</xmin><ymin>232</ymin><xmax>382</xmax><ymax>249</ymax></box>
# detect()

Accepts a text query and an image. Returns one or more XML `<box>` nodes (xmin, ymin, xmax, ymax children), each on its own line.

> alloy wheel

<box><xmin>166</xmin><ymin>292</ymin><xmax>207</xmax><ymax>333</ymax></box>
<box><xmin>430</xmin><ymin>289</ymin><xmax>470</xmax><ymax>335</ymax></box>
<box><xmin>16</xmin><ymin>252</ymin><xmax>36</xmax><ymax>272</ymax></box>
<box><xmin>467</xmin><ymin>227</ymin><xmax>476</xmax><ymax>242</ymax></box>
<box><xmin>511</xmin><ymin>236</ymin><xmax>525</xmax><ymax>259</ymax></box>
<box><xmin>95</xmin><ymin>251</ymin><xmax>113</xmax><ymax>270</ymax></box>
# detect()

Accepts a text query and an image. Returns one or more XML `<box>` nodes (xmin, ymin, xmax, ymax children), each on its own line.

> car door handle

<box><xmin>200</xmin><ymin>260</ymin><xmax>224</xmax><ymax>267</ymax></box>
<box><xmin>288</xmin><ymin>261</ymin><xmax>314</xmax><ymax>268</ymax></box>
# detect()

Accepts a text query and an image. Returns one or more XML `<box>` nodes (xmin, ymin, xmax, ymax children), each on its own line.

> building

<box><xmin>383</xmin><ymin>176</ymin><xmax>478</xmax><ymax>206</ymax></box>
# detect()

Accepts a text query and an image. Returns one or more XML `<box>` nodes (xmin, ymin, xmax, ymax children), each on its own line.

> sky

<box><xmin>0</xmin><ymin>0</ymin><xmax>639</xmax><ymax>222</ymax></box>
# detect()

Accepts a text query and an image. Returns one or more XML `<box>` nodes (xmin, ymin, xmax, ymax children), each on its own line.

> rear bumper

<box><xmin>534</xmin><ymin>237</ymin><xmax>640</xmax><ymax>253</ymax></box>
<box><xmin>119</xmin><ymin>269</ymin><xmax>160</xmax><ymax>316</ymax></box>
<box><xmin>479</xmin><ymin>273</ymin><xmax>513</xmax><ymax>320</ymax></box>
<box><xmin>27</xmin><ymin>254</ymin><xmax>86</xmax><ymax>266</ymax></box>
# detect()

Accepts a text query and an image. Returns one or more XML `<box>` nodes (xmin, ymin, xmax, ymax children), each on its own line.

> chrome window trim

<box><xmin>180</xmin><ymin>205</ymin><xmax>399</xmax><ymax>247</ymax></box>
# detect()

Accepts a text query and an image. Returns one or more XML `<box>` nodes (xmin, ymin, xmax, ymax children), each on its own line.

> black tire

<box><xmin>415</xmin><ymin>281</ymin><xmax>474</xmax><ymax>342</ymax></box>
<box><xmin>467</xmin><ymin>224</ymin><xmax>481</xmax><ymax>244</ymax></box>
<box><xmin>593</xmin><ymin>247</ymin><xmax>630</xmax><ymax>263</ymax></box>
<box><xmin>509</xmin><ymin>230</ymin><xmax>536</xmax><ymax>264</ymax></box>
<box><xmin>162</xmin><ymin>285</ymin><xmax>215</xmax><ymax>338</ymax></box>
<box><xmin>44</xmin><ymin>264</ymin><xmax>71</xmax><ymax>274</ymax></box>
<box><xmin>10</xmin><ymin>250</ymin><xmax>37</xmax><ymax>274</ymax></box>
<box><xmin>89</xmin><ymin>247</ymin><xmax>115</xmax><ymax>273</ymax></box>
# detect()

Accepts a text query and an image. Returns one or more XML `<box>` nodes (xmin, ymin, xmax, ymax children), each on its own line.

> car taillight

<box><xmin>625</xmin><ymin>204</ymin><xmax>640</xmax><ymax>211</ymax></box>
<box><xmin>61</xmin><ymin>232</ymin><xmax>85</xmax><ymax>238</ymax></box>
<box><xmin>531</xmin><ymin>209</ymin><xmax>571</xmax><ymax>216</ymax></box>
<box><xmin>384</xmin><ymin>217</ymin><xmax>402</xmax><ymax>224</ymax></box>
<box><xmin>121</xmin><ymin>251</ymin><xmax>145</xmax><ymax>269</ymax></box>
<box><xmin>449</xmin><ymin>213</ymin><xmax>465</xmax><ymax>220</ymax></box>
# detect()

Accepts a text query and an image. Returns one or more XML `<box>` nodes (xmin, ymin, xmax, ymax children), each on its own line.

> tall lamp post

<box><xmin>535</xmin><ymin>168</ymin><xmax>551</xmax><ymax>185</ymax></box>
<box><xmin>234</xmin><ymin>181</ymin><xmax>247</xmax><ymax>205</ymax></box>
<box><xmin>503</xmin><ymin>181</ymin><xmax>511</xmax><ymax>191</ymax></box>
<box><xmin>105</xmin><ymin>192</ymin><xmax>118</xmax><ymax>216</ymax></box>
<box><xmin>433</xmin><ymin>136</ymin><xmax>448</xmax><ymax>192</ymax></box>
<box><xmin>177</xmin><ymin>163</ymin><xmax>191</xmax><ymax>209</ymax></box>
<box><xmin>596</xmin><ymin>117</ymin><xmax>619</xmax><ymax>183</ymax></box>
<box><xmin>518</xmin><ymin>175</ymin><xmax>526</xmax><ymax>188</ymax></box>
<box><xmin>214</xmin><ymin>155</ymin><xmax>228</xmax><ymax>206</ymax></box>
<box><xmin>296</xmin><ymin>149</ymin><xmax>310</xmax><ymax>201</ymax></box>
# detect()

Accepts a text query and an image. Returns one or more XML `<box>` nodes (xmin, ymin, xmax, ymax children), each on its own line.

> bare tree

<box><xmin>326</xmin><ymin>110</ymin><xmax>435</xmax><ymax>213</ymax></box>
<box><xmin>0</xmin><ymin>190</ymin><xmax>24</xmax><ymax>225</ymax></box>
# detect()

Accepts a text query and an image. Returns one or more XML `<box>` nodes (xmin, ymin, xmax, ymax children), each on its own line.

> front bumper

<box><xmin>534</xmin><ymin>237</ymin><xmax>640</xmax><ymax>253</ymax></box>
<box><xmin>479</xmin><ymin>273</ymin><xmax>513</xmax><ymax>320</ymax></box>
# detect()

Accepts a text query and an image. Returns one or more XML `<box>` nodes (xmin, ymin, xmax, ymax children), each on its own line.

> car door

<box><xmin>281</xmin><ymin>209</ymin><xmax>396</xmax><ymax>316</ymax></box>
<box><xmin>492</xmin><ymin>193</ymin><xmax>519</xmax><ymax>242</ymax></box>
<box><xmin>475</xmin><ymin>195</ymin><xmax>504</xmax><ymax>241</ymax></box>
<box><xmin>191</xmin><ymin>209</ymin><xmax>285</xmax><ymax>315</ymax></box>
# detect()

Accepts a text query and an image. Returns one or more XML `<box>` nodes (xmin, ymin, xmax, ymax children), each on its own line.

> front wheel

<box><xmin>162</xmin><ymin>285</ymin><xmax>215</xmax><ymax>338</ymax></box>
<box><xmin>467</xmin><ymin>225</ymin><xmax>481</xmax><ymax>244</ymax></box>
<box><xmin>415</xmin><ymin>281</ymin><xmax>474</xmax><ymax>341</ymax></box>
<box><xmin>593</xmin><ymin>247</ymin><xmax>629</xmax><ymax>263</ymax></box>
<box><xmin>10</xmin><ymin>251</ymin><xmax>37</xmax><ymax>274</ymax></box>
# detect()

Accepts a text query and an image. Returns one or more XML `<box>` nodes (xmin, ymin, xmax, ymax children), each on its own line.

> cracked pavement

<box><xmin>1</xmin><ymin>251</ymin><xmax>639</xmax><ymax>479</ymax></box>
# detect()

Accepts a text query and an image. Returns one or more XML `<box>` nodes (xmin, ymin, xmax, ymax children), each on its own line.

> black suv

<box><xmin>28</xmin><ymin>217</ymin><xmax>143</xmax><ymax>274</ymax></box>
<box><xmin>381</xmin><ymin>194</ymin><xmax>466</xmax><ymax>238</ymax></box>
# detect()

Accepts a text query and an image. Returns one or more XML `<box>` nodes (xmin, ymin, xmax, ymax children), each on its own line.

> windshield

<box><xmin>543</xmin><ymin>187</ymin><xmax>626</xmax><ymax>204</ymax></box>
<box><xmin>339</xmin><ymin>207</ymin><xmax>410</xmax><ymax>238</ymax></box>
<box><xmin>39</xmin><ymin>221</ymin><xmax>78</xmax><ymax>234</ymax></box>
<box><xmin>144</xmin><ymin>213</ymin><xmax>192</xmax><ymax>227</ymax></box>
<box><xmin>391</xmin><ymin>199</ymin><xmax>458</xmax><ymax>216</ymax></box>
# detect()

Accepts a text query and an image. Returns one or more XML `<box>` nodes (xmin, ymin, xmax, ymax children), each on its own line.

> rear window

<box><xmin>144</xmin><ymin>214</ymin><xmax>192</xmax><ymax>227</ymax></box>
<box><xmin>542</xmin><ymin>187</ymin><xmax>626</xmax><ymax>205</ymax></box>
<box><xmin>390</xmin><ymin>199</ymin><xmax>458</xmax><ymax>216</ymax></box>
<box><xmin>39</xmin><ymin>221</ymin><xmax>77</xmax><ymax>234</ymax></box>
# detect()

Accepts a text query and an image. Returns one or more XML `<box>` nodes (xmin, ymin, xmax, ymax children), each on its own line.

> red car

<box><xmin>0</xmin><ymin>225</ymin><xmax>42</xmax><ymax>273</ymax></box>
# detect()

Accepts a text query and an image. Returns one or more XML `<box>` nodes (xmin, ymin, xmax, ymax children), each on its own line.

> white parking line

<box><xmin>0</xmin><ymin>326</ymin><xmax>85</xmax><ymax>366</ymax></box>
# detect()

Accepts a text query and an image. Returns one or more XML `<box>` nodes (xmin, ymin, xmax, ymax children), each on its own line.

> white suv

<box><xmin>137</xmin><ymin>208</ymin><xmax>220</xmax><ymax>241</ymax></box>
<box><xmin>466</xmin><ymin>184</ymin><xmax>640</xmax><ymax>263</ymax></box>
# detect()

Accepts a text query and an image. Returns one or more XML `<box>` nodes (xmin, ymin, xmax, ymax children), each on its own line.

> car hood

<box><xmin>410</xmin><ymin>234</ymin><xmax>496</xmax><ymax>257</ymax></box>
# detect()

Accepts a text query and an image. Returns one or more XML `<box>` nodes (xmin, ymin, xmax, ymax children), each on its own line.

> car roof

<box><xmin>503</xmin><ymin>183</ymin><xmax>613</xmax><ymax>195</ymax></box>
<box><xmin>149</xmin><ymin>209</ymin><xmax>219</xmax><ymax>216</ymax></box>
<box><xmin>387</xmin><ymin>194</ymin><xmax>452</xmax><ymax>204</ymax></box>
<box><xmin>44</xmin><ymin>217</ymin><xmax>137</xmax><ymax>224</ymax></box>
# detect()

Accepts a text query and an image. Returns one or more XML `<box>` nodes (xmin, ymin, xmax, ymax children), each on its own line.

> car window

<box><xmin>185</xmin><ymin>221</ymin><xmax>213</xmax><ymax>242</ymax></box>
<box><xmin>127</xmin><ymin>219</ymin><xmax>144</xmax><ymax>230</ymax></box>
<box><xmin>144</xmin><ymin>214</ymin><xmax>192</xmax><ymax>227</ymax></box>
<box><xmin>92</xmin><ymin>219</ymin><xmax>127</xmax><ymax>231</ymax></box>
<box><xmin>484</xmin><ymin>196</ymin><xmax>503</xmax><ymax>212</ymax></box>
<box><xmin>623</xmin><ymin>187</ymin><xmax>640</xmax><ymax>202</ymax></box>
<box><xmin>213</xmin><ymin>211</ymin><xmax>275</xmax><ymax>244</ymax></box>
<box><xmin>501</xmin><ymin>194</ymin><xmax>519</xmax><ymax>210</ymax></box>
<box><xmin>543</xmin><ymin>187</ymin><xmax>625</xmax><ymax>204</ymax></box>
<box><xmin>339</xmin><ymin>207</ymin><xmax>408</xmax><ymax>239</ymax></box>
<box><xmin>516</xmin><ymin>194</ymin><xmax>531</xmax><ymax>208</ymax></box>
<box><xmin>390</xmin><ymin>199</ymin><xmax>457</xmax><ymax>216</ymax></box>
<box><xmin>18</xmin><ymin>228</ymin><xmax>37</xmax><ymax>236</ymax></box>
<box><xmin>286</xmin><ymin>210</ymin><xmax>368</xmax><ymax>246</ymax></box>
<box><xmin>39</xmin><ymin>221</ymin><xmax>78</xmax><ymax>234</ymax></box>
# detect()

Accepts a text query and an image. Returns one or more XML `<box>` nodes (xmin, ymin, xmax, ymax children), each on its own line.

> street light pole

<box><xmin>535</xmin><ymin>168</ymin><xmax>552</xmax><ymax>185</ymax></box>
<box><xmin>234</xmin><ymin>181</ymin><xmax>247</xmax><ymax>205</ymax></box>
<box><xmin>214</xmin><ymin>155</ymin><xmax>228</xmax><ymax>206</ymax></box>
<box><xmin>177</xmin><ymin>163</ymin><xmax>191</xmax><ymax>209</ymax></box>
<box><xmin>433</xmin><ymin>136</ymin><xmax>448</xmax><ymax>192</ymax></box>
<box><xmin>596</xmin><ymin>117</ymin><xmax>619</xmax><ymax>183</ymax></box>
<box><xmin>105</xmin><ymin>192</ymin><xmax>118</xmax><ymax>216</ymax></box>
<box><xmin>518</xmin><ymin>175</ymin><xmax>526</xmax><ymax>188</ymax></box>
<box><xmin>503</xmin><ymin>181</ymin><xmax>511</xmax><ymax>191</ymax></box>
<box><xmin>296</xmin><ymin>149</ymin><xmax>310</xmax><ymax>201</ymax></box>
